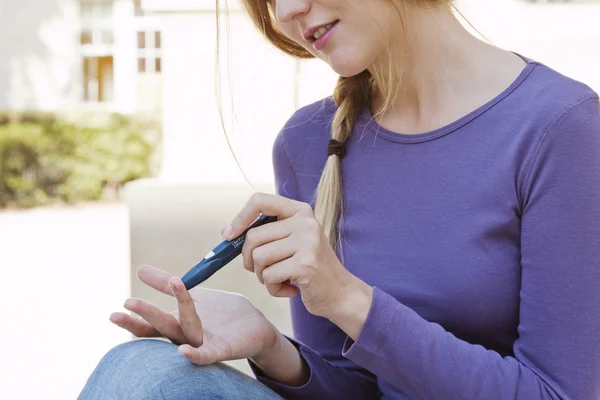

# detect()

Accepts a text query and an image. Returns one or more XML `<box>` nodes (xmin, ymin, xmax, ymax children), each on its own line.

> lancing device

<box><xmin>181</xmin><ymin>214</ymin><xmax>278</xmax><ymax>290</ymax></box>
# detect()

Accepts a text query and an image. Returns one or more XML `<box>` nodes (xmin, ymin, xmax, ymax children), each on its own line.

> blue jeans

<box><xmin>78</xmin><ymin>339</ymin><xmax>284</xmax><ymax>400</ymax></box>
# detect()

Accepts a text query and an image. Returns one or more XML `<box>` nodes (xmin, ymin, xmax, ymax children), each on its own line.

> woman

<box><xmin>79</xmin><ymin>0</ymin><xmax>600</xmax><ymax>399</ymax></box>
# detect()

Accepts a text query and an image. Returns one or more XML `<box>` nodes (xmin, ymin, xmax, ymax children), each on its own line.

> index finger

<box><xmin>137</xmin><ymin>265</ymin><xmax>175</xmax><ymax>296</ymax></box>
<box><xmin>169</xmin><ymin>277</ymin><xmax>204</xmax><ymax>347</ymax></box>
<box><xmin>223</xmin><ymin>192</ymin><xmax>310</xmax><ymax>240</ymax></box>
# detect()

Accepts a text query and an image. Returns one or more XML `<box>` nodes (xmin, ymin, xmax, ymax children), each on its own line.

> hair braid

<box><xmin>314</xmin><ymin>70</ymin><xmax>373</xmax><ymax>250</ymax></box>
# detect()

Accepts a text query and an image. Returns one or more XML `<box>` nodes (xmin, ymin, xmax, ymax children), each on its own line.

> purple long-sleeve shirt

<box><xmin>250</xmin><ymin>57</ymin><xmax>600</xmax><ymax>399</ymax></box>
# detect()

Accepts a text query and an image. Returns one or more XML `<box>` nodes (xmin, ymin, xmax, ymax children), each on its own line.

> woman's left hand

<box><xmin>222</xmin><ymin>193</ymin><xmax>373</xmax><ymax>336</ymax></box>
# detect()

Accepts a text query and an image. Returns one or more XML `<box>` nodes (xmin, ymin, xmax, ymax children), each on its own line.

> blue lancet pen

<box><xmin>181</xmin><ymin>214</ymin><xmax>278</xmax><ymax>290</ymax></box>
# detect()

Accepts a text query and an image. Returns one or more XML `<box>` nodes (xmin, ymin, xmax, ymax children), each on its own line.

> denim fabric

<box><xmin>78</xmin><ymin>339</ymin><xmax>284</xmax><ymax>400</ymax></box>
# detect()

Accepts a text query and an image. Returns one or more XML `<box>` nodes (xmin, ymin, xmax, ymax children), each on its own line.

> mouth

<box><xmin>304</xmin><ymin>20</ymin><xmax>339</xmax><ymax>43</ymax></box>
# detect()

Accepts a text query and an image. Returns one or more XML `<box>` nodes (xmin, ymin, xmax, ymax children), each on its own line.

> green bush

<box><xmin>0</xmin><ymin>112</ymin><xmax>160</xmax><ymax>209</ymax></box>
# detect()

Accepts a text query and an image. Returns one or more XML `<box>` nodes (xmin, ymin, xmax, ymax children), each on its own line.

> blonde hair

<box><xmin>218</xmin><ymin>0</ymin><xmax>454</xmax><ymax>250</ymax></box>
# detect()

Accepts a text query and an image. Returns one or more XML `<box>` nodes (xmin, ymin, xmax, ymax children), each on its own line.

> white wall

<box><xmin>0</xmin><ymin>0</ymin><xmax>82</xmax><ymax>111</ymax></box>
<box><xmin>155</xmin><ymin>7</ymin><xmax>336</xmax><ymax>184</ymax></box>
<box><xmin>456</xmin><ymin>0</ymin><xmax>600</xmax><ymax>91</ymax></box>
<box><xmin>113</xmin><ymin>0</ymin><xmax>139</xmax><ymax>114</ymax></box>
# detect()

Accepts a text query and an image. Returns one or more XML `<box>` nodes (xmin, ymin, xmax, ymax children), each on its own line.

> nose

<box><xmin>275</xmin><ymin>0</ymin><xmax>312</xmax><ymax>24</ymax></box>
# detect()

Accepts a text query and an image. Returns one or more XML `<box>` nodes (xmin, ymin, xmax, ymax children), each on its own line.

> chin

<box><xmin>324</xmin><ymin>51</ymin><xmax>370</xmax><ymax>78</ymax></box>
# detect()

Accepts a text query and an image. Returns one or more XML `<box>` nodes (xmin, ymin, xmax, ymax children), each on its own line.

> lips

<box><xmin>303</xmin><ymin>20</ymin><xmax>339</xmax><ymax>42</ymax></box>
<box><xmin>313</xmin><ymin>22</ymin><xmax>336</xmax><ymax>40</ymax></box>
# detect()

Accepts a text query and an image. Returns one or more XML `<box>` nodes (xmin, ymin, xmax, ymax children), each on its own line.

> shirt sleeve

<box><xmin>248</xmin><ymin>130</ymin><xmax>380</xmax><ymax>400</ymax></box>
<box><xmin>342</xmin><ymin>96</ymin><xmax>600</xmax><ymax>400</ymax></box>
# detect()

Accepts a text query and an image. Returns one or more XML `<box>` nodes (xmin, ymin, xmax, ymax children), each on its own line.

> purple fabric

<box><xmin>250</xmin><ymin>57</ymin><xmax>600</xmax><ymax>399</ymax></box>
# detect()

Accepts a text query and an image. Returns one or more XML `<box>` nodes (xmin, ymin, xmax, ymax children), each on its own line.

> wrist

<box><xmin>251</xmin><ymin>330</ymin><xmax>287</xmax><ymax>367</ymax></box>
<box><xmin>250</xmin><ymin>332</ymin><xmax>309</xmax><ymax>386</ymax></box>
<box><xmin>328</xmin><ymin>276</ymin><xmax>374</xmax><ymax>340</ymax></box>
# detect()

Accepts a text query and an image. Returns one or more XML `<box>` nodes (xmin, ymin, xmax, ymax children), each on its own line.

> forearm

<box><xmin>327</xmin><ymin>276</ymin><xmax>373</xmax><ymax>341</ymax></box>
<box><xmin>249</xmin><ymin>332</ymin><xmax>310</xmax><ymax>386</ymax></box>
<box><xmin>249</xmin><ymin>273</ymin><xmax>373</xmax><ymax>386</ymax></box>
<box><xmin>337</xmin><ymin>286</ymin><xmax>597</xmax><ymax>400</ymax></box>
<box><xmin>249</xmin><ymin>274</ymin><xmax>373</xmax><ymax>387</ymax></box>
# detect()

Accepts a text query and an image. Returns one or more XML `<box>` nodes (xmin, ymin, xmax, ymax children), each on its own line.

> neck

<box><xmin>368</xmin><ymin>5</ymin><xmax>521</xmax><ymax>133</ymax></box>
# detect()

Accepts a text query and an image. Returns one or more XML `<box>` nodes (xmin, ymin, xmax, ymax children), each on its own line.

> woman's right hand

<box><xmin>110</xmin><ymin>265</ymin><xmax>282</xmax><ymax>366</ymax></box>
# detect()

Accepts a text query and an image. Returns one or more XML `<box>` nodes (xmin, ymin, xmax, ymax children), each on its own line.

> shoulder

<box><xmin>519</xmin><ymin>62</ymin><xmax>599</xmax><ymax>126</ymax></box>
<box><xmin>281</xmin><ymin>96</ymin><xmax>337</xmax><ymax>139</ymax></box>
<box><xmin>286</xmin><ymin>96</ymin><xmax>337</xmax><ymax>126</ymax></box>
<box><xmin>521</xmin><ymin>61</ymin><xmax>599</xmax><ymax>141</ymax></box>
<box><xmin>512</xmin><ymin>61</ymin><xmax>600</xmax><ymax>166</ymax></box>
<box><xmin>517</xmin><ymin>63</ymin><xmax>600</xmax><ymax>204</ymax></box>
<box><xmin>273</xmin><ymin>96</ymin><xmax>337</xmax><ymax>160</ymax></box>
<box><xmin>271</xmin><ymin>96</ymin><xmax>337</xmax><ymax>201</ymax></box>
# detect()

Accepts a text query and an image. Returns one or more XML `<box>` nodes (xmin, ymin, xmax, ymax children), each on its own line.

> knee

<box><xmin>80</xmin><ymin>339</ymin><xmax>189</xmax><ymax>399</ymax></box>
<box><xmin>101</xmin><ymin>338</ymin><xmax>178</xmax><ymax>369</ymax></box>
<box><xmin>79</xmin><ymin>340</ymin><xmax>241</xmax><ymax>400</ymax></box>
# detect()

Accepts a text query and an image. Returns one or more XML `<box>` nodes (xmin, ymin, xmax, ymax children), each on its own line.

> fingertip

<box><xmin>136</xmin><ymin>265</ymin><xmax>152</xmax><ymax>278</ymax></box>
<box><xmin>169</xmin><ymin>277</ymin><xmax>183</xmax><ymax>292</ymax></box>
<box><xmin>222</xmin><ymin>225</ymin><xmax>233</xmax><ymax>241</ymax></box>
<box><xmin>124</xmin><ymin>298</ymin><xmax>142</xmax><ymax>311</ymax></box>
<box><xmin>109</xmin><ymin>313</ymin><xmax>122</xmax><ymax>324</ymax></box>
<box><xmin>178</xmin><ymin>344</ymin><xmax>191</xmax><ymax>356</ymax></box>
<box><xmin>276</xmin><ymin>284</ymin><xmax>299</xmax><ymax>298</ymax></box>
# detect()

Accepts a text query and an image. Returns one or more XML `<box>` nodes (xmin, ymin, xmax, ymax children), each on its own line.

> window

<box><xmin>80</xmin><ymin>31</ymin><xmax>93</xmax><ymax>45</ymax></box>
<box><xmin>155</xmin><ymin>31</ymin><xmax>161</xmax><ymax>49</ymax></box>
<box><xmin>137</xmin><ymin>31</ymin><xmax>162</xmax><ymax>74</ymax></box>
<box><xmin>79</xmin><ymin>1</ymin><xmax>114</xmax><ymax>103</ymax></box>
<box><xmin>80</xmin><ymin>1</ymin><xmax>114</xmax><ymax>45</ymax></box>
<box><xmin>136</xmin><ymin>29</ymin><xmax>162</xmax><ymax>110</ymax></box>
<box><xmin>83</xmin><ymin>56</ymin><xmax>114</xmax><ymax>102</ymax></box>
<box><xmin>101</xmin><ymin>30</ymin><xmax>114</xmax><ymax>45</ymax></box>
<box><xmin>137</xmin><ymin>32</ymin><xmax>146</xmax><ymax>49</ymax></box>
<box><xmin>134</xmin><ymin>0</ymin><xmax>144</xmax><ymax>16</ymax></box>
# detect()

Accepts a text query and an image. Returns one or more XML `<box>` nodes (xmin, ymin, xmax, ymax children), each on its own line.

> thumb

<box><xmin>178</xmin><ymin>344</ymin><xmax>220</xmax><ymax>366</ymax></box>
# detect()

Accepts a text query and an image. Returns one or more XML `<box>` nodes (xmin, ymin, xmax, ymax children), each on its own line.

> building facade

<box><xmin>1</xmin><ymin>0</ymin><xmax>599</xmax><ymax>184</ymax></box>
<box><xmin>0</xmin><ymin>0</ymin><xmax>162</xmax><ymax>114</ymax></box>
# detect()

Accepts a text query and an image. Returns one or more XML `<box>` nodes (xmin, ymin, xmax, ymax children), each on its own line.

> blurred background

<box><xmin>0</xmin><ymin>0</ymin><xmax>598</xmax><ymax>398</ymax></box>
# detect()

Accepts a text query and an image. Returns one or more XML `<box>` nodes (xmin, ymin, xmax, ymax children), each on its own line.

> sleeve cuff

<box><xmin>342</xmin><ymin>286</ymin><xmax>395</xmax><ymax>366</ymax></box>
<box><xmin>247</xmin><ymin>336</ymin><xmax>323</xmax><ymax>398</ymax></box>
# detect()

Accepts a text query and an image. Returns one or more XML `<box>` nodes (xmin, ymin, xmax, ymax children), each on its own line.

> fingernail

<box><xmin>222</xmin><ymin>225</ymin><xmax>233</xmax><ymax>240</ymax></box>
<box><xmin>124</xmin><ymin>299</ymin><xmax>135</xmax><ymax>308</ymax></box>
<box><xmin>169</xmin><ymin>278</ymin><xmax>179</xmax><ymax>290</ymax></box>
